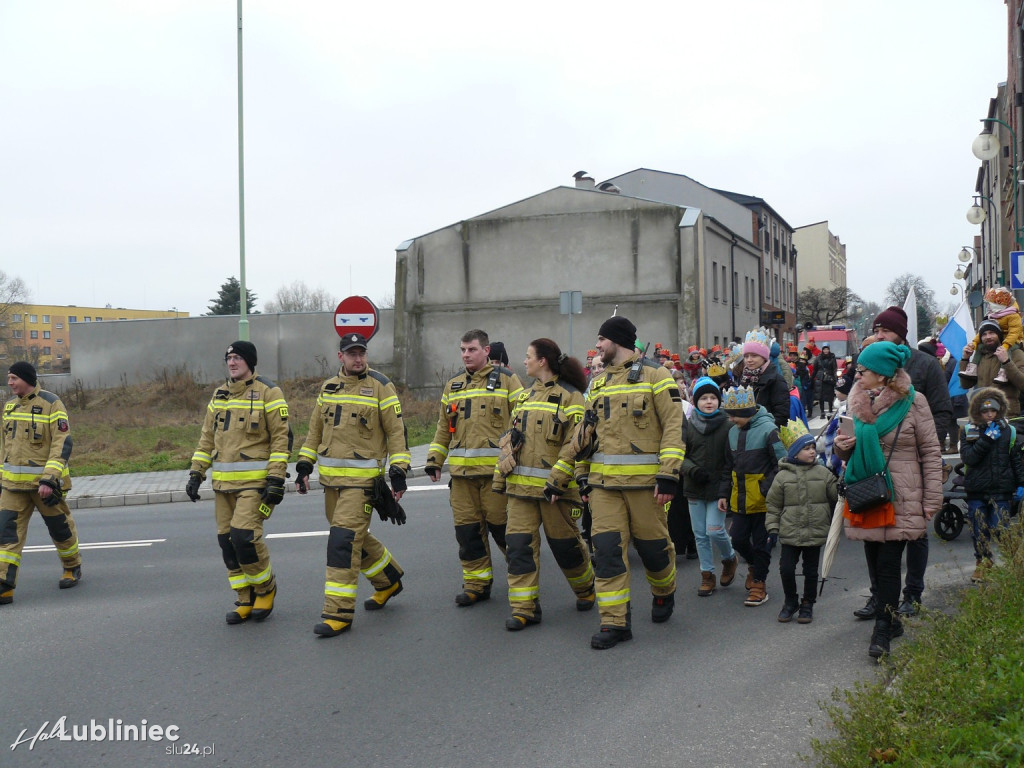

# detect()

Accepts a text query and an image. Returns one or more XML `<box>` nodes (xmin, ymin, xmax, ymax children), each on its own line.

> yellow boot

<box><xmin>251</xmin><ymin>586</ymin><xmax>277</xmax><ymax>621</ymax></box>
<box><xmin>313</xmin><ymin>618</ymin><xmax>352</xmax><ymax>637</ymax></box>
<box><xmin>363</xmin><ymin>580</ymin><xmax>403</xmax><ymax>611</ymax></box>
<box><xmin>0</xmin><ymin>588</ymin><xmax>13</xmax><ymax>605</ymax></box>
<box><xmin>226</xmin><ymin>600</ymin><xmax>253</xmax><ymax>625</ymax></box>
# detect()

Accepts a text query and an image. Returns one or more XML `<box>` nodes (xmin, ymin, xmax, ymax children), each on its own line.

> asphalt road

<box><xmin>3</xmin><ymin>478</ymin><xmax>979</xmax><ymax>768</ymax></box>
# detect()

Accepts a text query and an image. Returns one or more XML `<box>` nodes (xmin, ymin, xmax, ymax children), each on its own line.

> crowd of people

<box><xmin>2</xmin><ymin>300</ymin><xmax>1018</xmax><ymax>660</ymax></box>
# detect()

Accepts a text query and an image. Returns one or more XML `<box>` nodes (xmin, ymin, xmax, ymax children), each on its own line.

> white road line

<box><xmin>24</xmin><ymin>538</ymin><xmax>166</xmax><ymax>553</ymax></box>
<box><xmin>266</xmin><ymin>531</ymin><xmax>328</xmax><ymax>540</ymax></box>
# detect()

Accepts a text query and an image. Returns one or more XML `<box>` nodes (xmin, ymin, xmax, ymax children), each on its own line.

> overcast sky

<box><xmin>0</xmin><ymin>1</ymin><xmax>1008</xmax><ymax>317</ymax></box>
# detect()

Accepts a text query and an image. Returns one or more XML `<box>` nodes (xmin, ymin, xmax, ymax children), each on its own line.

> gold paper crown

<box><xmin>721</xmin><ymin>386</ymin><xmax>757</xmax><ymax>412</ymax></box>
<box><xmin>779</xmin><ymin>419</ymin><xmax>810</xmax><ymax>450</ymax></box>
<box><xmin>706</xmin><ymin>360</ymin><xmax>726</xmax><ymax>378</ymax></box>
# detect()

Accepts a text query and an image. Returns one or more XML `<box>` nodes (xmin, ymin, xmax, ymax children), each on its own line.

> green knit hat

<box><xmin>857</xmin><ymin>340</ymin><xmax>911</xmax><ymax>378</ymax></box>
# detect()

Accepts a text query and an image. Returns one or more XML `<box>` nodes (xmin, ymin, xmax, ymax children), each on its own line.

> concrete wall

<box><xmin>69</xmin><ymin>311</ymin><xmax>395</xmax><ymax>388</ymax></box>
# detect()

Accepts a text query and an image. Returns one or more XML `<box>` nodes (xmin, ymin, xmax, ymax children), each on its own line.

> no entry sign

<box><xmin>334</xmin><ymin>296</ymin><xmax>379</xmax><ymax>340</ymax></box>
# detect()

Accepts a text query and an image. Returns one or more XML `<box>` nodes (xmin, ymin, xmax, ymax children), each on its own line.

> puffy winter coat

<box><xmin>765</xmin><ymin>460</ymin><xmax>839</xmax><ymax>547</ymax></box>
<box><xmin>837</xmin><ymin>369</ymin><xmax>943</xmax><ymax>542</ymax></box>
<box><xmin>959</xmin><ymin>387</ymin><xmax>1024</xmax><ymax>500</ymax></box>
<box><xmin>731</xmin><ymin>361</ymin><xmax>791</xmax><ymax>427</ymax></box>
<box><xmin>680</xmin><ymin>409</ymin><xmax>730</xmax><ymax>501</ymax></box>
<box><xmin>718</xmin><ymin>407</ymin><xmax>786</xmax><ymax>515</ymax></box>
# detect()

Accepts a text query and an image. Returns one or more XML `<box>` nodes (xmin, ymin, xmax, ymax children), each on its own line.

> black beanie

<box><xmin>488</xmin><ymin>341</ymin><xmax>509</xmax><ymax>366</ymax></box>
<box><xmin>8</xmin><ymin>361</ymin><xmax>37</xmax><ymax>388</ymax></box>
<box><xmin>598</xmin><ymin>316</ymin><xmax>637</xmax><ymax>350</ymax></box>
<box><xmin>225</xmin><ymin>340</ymin><xmax>258</xmax><ymax>371</ymax></box>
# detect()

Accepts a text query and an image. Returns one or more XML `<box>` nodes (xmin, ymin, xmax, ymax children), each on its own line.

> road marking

<box><xmin>24</xmin><ymin>538</ymin><xmax>166</xmax><ymax>552</ymax></box>
<box><xmin>267</xmin><ymin>531</ymin><xmax>328</xmax><ymax>539</ymax></box>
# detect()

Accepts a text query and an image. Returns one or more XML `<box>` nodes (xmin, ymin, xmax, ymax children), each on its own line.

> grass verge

<box><xmin>811</xmin><ymin>523</ymin><xmax>1024</xmax><ymax>767</ymax></box>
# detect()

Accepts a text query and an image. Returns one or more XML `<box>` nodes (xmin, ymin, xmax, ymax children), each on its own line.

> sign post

<box><xmin>1011</xmin><ymin>251</ymin><xmax>1024</xmax><ymax>290</ymax></box>
<box><xmin>334</xmin><ymin>296</ymin><xmax>379</xmax><ymax>340</ymax></box>
<box><xmin>559</xmin><ymin>290</ymin><xmax>583</xmax><ymax>356</ymax></box>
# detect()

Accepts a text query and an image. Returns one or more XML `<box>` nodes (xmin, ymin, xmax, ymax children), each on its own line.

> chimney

<box><xmin>597</xmin><ymin>182</ymin><xmax>620</xmax><ymax>194</ymax></box>
<box><xmin>573</xmin><ymin>170</ymin><xmax>595</xmax><ymax>189</ymax></box>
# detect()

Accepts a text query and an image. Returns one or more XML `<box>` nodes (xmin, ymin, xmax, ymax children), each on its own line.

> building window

<box><xmin>68</xmin><ymin>316</ymin><xmax>77</xmax><ymax>323</ymax></box>
<box><xmin>744</xmin><ymin>276</ymin><xmax>749</xmax><ymax>310</ymax></box>
<box><xmin>733</xmin><ymin>272</ymin><xmax>738</xmax><ymax>307</ymax></box>
<box><xmin>764</xmin><ymin>269</ymin><xmax>770</xmax><ymax>300</ymax></box>
<box><xmin>774</xmin><ymin>275</ymin><xmax>780</xmax><ymax>304</ymax></box>
<box><xmin>12</xmin><ymin>314</ymin><xmax>20</xmax><ymax>322</ymax></box>
<box><xmin>29</xmin><ymin>314</ymin><xmax>37</xmax><ymax>323</ymax></box>
<box><xmin>712</xmin><ymin>261</ymin><xmax>718</xmax><ymax>300</ymax></box>
<box><xmin>42</xmin><ymin>315</ymin><xmax>50</xmax><ymax>323</ymax></box>
<box><xmin>84</xmin><ymin>317</ymin><xmax>91</xmax><ymax>322</ymax></box>
<box><xmin>43</xmin><ymin>330</ymin><xmax>50</xmax><ymax>339</ymax></box>
<box><xmin>722</xmin><ymin>266</ymin><xmax>728</xmax><ymax>304</ymax></box>
<box><xmin>12</xmin><ymin>330</ymin><xmax>22</xmax><ymax>339</ymax></box>
<box><xmin>56</xmin><ymin>354</ymin><xmax>63</xmax><ymax>360</ymax></box>
<box><xmin>57</xmin><ymin>339</ymin><xmax>63</xmax><ymax>344</ymax></box>
<box><xmin>56</xmin><ymin>323</ymin><xmax>63</xmax><ymax>329</ymax></box>
<box><xmin>42</xmin><ymin>346</ymin><xmax>51</xmax><ymax>355</ymax></box>
<box><xmin>29</xmin><ymin>330</ymin><xmax>38</xmax><ymax>339</ymax></box>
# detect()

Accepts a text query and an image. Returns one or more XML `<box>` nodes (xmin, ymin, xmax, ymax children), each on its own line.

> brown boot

<box><xmin>971</xmin><ymin>559</ymin><xmax>991</xmax><ymax>584</ymax></box>
<box><xmin>744</xmin><ymin>567</ymin><xmax>755</xmax><ymax>591</ymax></box>
<box><xmin>744</xmin><ymin>580</ymin><xmax>769</xmax><ymax>606</ymax></box>
<box><xmin>698</xmin><ymin>570</ymin><xmax>716</xmax><ymax>597</ymax></box>
<box><xmin>720</xmin><ymin>556</ymin><xmax>738</xmax><ymax>587</ymax></box>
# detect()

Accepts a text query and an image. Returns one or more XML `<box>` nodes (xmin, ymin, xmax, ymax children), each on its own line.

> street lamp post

<box><xmin>972</xmin><ymin>119</ymin><xmax>1023</xmax><ymax>249</ymax></box>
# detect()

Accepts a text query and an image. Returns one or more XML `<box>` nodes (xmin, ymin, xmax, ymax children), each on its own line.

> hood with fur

<box><xmin>968</xmin><ymin>386</ymin><xmax>1008</xmax><ymax>424</ymax></box>
<box><xmin>846</xmin><ymin>368</ymin><xmax>913</xmax><ymax>423</ymax></box>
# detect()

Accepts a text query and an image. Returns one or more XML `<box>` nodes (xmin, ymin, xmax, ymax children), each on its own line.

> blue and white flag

<box><xmin>938</xmin><ymin>301</ymin><xmax>975</xmax><ymax>398</ymax></box>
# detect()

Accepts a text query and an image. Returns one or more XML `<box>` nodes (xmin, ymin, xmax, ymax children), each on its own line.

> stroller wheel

<box><xmin>933</xmin><ymin>503</ymin><xmax>964</xmax><ymax>541</ymax></box>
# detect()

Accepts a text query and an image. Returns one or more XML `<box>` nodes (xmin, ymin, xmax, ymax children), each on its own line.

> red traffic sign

<box><xmin>334</xmin><ymin>296</ymin><xmax>379</xmax><ymax>340</ymax></box>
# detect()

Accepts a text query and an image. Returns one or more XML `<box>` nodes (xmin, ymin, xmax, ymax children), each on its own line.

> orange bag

<box><xmin>843</xmin><ymin>499</ymin><xmax>896</xmax><ymax>529</ymax></box>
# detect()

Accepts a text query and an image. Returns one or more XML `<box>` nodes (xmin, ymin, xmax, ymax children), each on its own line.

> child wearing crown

<box><xmin>765</xmin><ymin>420</ymin><xmax>839</xmax><ymax>624</ymax></box>
<box><xmin>717</xmin><ymin>386</ymin><xmax>787</xmax><ymax>607</ymax></box>
<box><xmin>965</xmin><ymin>287</ymin><xmax>1023</xmax><ymax>382</ymax></box>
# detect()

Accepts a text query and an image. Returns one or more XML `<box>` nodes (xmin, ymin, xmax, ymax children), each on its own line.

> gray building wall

<box><xmin>69</xmin><ymin>311</ymin><xmax>395</xmax><ymax>388</ymax></box>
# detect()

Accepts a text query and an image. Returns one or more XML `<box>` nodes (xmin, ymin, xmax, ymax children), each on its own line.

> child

<box><xmin>766</xmin><ymin>420</ymin><xmax>840</xmax><ymax>623</ymax></box>
<box><xmin>958</xmin><ymin>387</ymin><xmax>1024</xmax><ymax>582</ymax></box>
<box><xmin>717</xmin><ymin>386</ymin><xmax>787</xmax><ymax>606</ymax></box>
<box><xmin>966</xmin><ymin>287</ymin><xmax>1023</xmax><ymax>382</ymax></box>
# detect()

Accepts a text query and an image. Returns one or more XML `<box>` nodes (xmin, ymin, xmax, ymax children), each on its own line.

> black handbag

<box><xmin>842</xmin><ymin>421</ymin><xmax>903</xmax><ymax>514</ymax></box>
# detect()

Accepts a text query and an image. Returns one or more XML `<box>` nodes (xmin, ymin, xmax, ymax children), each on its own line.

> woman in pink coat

<box><xmin>834</xmin><ymin>341</ymin><xmax>943</xmax><ymax>659</ymax></box>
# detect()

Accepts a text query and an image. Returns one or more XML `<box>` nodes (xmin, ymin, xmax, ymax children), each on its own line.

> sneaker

<box><xmin>744</xmin><ymin>567</ymin><xmax>755</xmax><ymax>591</ymax></box>
<box><xmin>698</xmin><ymin>570</ymin><xmax>716</xmax><ymax>597</ymax></box>
<box><xmin>720</xmin><ymin>556</ymin><xmax>738</xmax><ymax>587</ymax></box>
<box><xmin>575</xmin><ymin>591</ymin><xmax>596</xmax><ymax>611</ymax></box>
<box><xmin>364</xmin><ymin>580</ymin><xmax>403</xmax><ymax>610</ymax></box>
<box><xmin>590</xmin><ymin>625</ymin><xmax>632</xmax><ymax>650</ymax></box>
<box><xmin>853</xmin><ymin>595</ymin><xmax>877</xmax><ymax>620</ymax></box>
<box><xmin>896</xmin><ymin>596</ymin><xmax>920</xmax><ymax>617</ymax></box>
<box><xmin>313</xmin><ymin>618</ymin><xmax>352</xmax><ymax>637</ymax></box>
<box><xmin>744</xmin><ymin>580</ymin><xmax>769</xmax><ymax>606</ymax></box>
<box><xmin>225</xmin><ymin>600</ymin><xmax>254</xmax><ymax>625</ymax></box>
<box><xmin>58</xmin><ymin>566</ymin><xmax>81</xmax><ymax>590</ymax></box>
<box><xmin>777</xmin><ymin>599</ymin><xmax>798</xmax><ymax>623</ymax></box>
<box><xmin>455</xmin><ymin>587</ymin><xmax>491</xmax><ymax>607</ymax></box>
<box><xmin>651</xmin><ymin>594</ymin><xmax>674</xmax><ymax>623</ymax></box>
<box><xmin>251</xmin><ymin>586</ymin><xmax>277</xmax><ymax>621</ymax></box>
<box><xmin>797</xmin><ymin>600</ymin><xmax>814</xmax><ymax>624</ymax></box>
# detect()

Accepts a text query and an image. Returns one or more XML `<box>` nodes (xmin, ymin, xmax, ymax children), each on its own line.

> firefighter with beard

<box><xmin>426</xmin><ymin>329</ymin><xmax>524</xmax><ymax>606</ymax></box>
<box><xmin>186</xmin><ymin>341</ymin><xmax>291</xmax><ymax>625</ymax></box>
<box><xmin>295</xmin><ymin>332</ymin><xmax>411</xmax><ymax>638</ymax></box>
<box><xmin>571</xmin><ymin>316</ymin><xmax>684</xmax><ymax>649</ymax></box>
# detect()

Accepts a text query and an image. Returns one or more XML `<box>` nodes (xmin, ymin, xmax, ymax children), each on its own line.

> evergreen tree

<box><xmin>206</xmin><ymin>276</ymin><xmax>259</xmax><ymax>316</ymax></box>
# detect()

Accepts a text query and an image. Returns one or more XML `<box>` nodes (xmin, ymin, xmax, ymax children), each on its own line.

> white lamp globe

<box><xmin>972</xmin><ymin>132</ymin><xmax>1001</xmax><ymax>161</ymax></box>
<box><xmin>967</xmin><ymin>205</ymin><xmax>987</xmax><ymax>225</ymax></box>
<box><xmin>958</xmin><ymin>247</ymin><xmax>973</xmax><ymax>263</ymax></box>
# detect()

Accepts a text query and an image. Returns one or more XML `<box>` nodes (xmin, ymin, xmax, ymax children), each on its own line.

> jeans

<box><xmin>729</xmin><ymin>512</ymin><xmax>770</xmax><ymax>582</ymax></box>
<box><xmin>778</xmin><ymin>544</ymin><xmax>820</xmax><ymax>603</ymax></box>
<box><xmin>864</xmin><ymin>540</ymin><xmax>907</xmax><ymax>620</ymax></box>
<box><xmin>687</xmin><ymin>498</ymin><xmax>735</xmax><ymax>573</ymax></box>
<box><xmin>967</xmin><ymin>498</ymin><xmax>1008</xmax><ymax>561</ymax></box>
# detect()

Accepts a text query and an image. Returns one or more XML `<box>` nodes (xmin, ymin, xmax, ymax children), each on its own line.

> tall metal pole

<box><xmin>236</xmin><ymin>0</ymin><xmax>249</xmax><ymax>340</ymax></box>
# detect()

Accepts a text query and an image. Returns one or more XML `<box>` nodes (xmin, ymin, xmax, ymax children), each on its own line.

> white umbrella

<box><xmin>819</xmin><ymin>495</ymin><xmax>847</xmax><ymax>596</ymax></box>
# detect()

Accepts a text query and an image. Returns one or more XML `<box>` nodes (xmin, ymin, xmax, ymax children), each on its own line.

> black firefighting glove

<box><xmin>389</xmin><ymin>503</ymin><xmax>407</xmax><ymax>526</ymax></box>
<box><xmin>425</xmin><ymin>466</ymin><xmax>441</xmax><ymax>482</ymax></box>
<box><xmin>185</xmin><ymin>471</ymin><xmax>203</xmax><ymax>502</ymax></box>
<box><xmin>295</xmin><ymin>460</ymin><xmax>314</xmax><ymax>495</ymax></box>
<box><xmin>389</xmin><ymin>466</ymin><xmax>407</xmax><ymax>495</ymax></box>
<box><xmin>655</xmin><ymin>477</ymin><xmax>678</xmax><ymax>498</ymax></box>
<box><xmin>261</xmin><ymin>476</ymin><xmax>285</xmax><ymax>506</ymax></box>
<box><xmin>576</xmin><ymin>475</ymin><xmax>592</xmax><ymax>498</ymax></box>
<box><xmin>39</xmin><ymin>478</ymin><xmax>63</xmax><ymax>507</ymax></box>
<box><xmin>543</xmin><ymin>482</ymin><xmax>561</xmax><ymax>504</ymax></box>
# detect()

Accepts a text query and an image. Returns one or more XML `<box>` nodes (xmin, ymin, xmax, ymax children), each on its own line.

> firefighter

<box><xmin>492</xmin><ymin>338</ymin><xmax>595</xmax><ymax>631</ymax></box>
<box><xmin>186</xmin><ymin>341</ymin><xmax>290</xmax><ymax>625</ymax></box>
<box><xmin>1</xmin><ymin>362</ymin><xmax>82</xmax><ymax>604</ymax></box>
<box><xmin>295</xmin><ymin>332</ymin><xmax>411</xmax><ymax>637</ymax></box>
<box><xmin>426</xmin><ymin>329</ymin><xmax>524</xmax><ymax>605</ymax></box>
<box><xmin>572</xmin><ymin>316</ymin><xmax>685</xmax><ymax>649</ymax></box>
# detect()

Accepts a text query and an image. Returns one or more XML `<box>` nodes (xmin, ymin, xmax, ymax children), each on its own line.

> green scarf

<box><xmin>843</xmin><ymin>386</ymin><xmax>915</xmax><ymax>490</ymax></box>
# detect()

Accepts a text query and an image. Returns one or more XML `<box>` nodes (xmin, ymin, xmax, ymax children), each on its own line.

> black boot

<box><xmin>853</xmin><ymin>595</ymin><xmax>877</xmax><ymax>620</ymax></box>
<box><xmin>868</xmin><ymin>618</ymin><xmax>891</xmax><ymax>658</ymax></box>
<box><xmin>777</xmin><ymin>598</ymin><xmax>799</xmax><ymax>623</ymax></box>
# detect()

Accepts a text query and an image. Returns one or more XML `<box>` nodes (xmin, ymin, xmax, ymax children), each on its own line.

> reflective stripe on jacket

<box><xmin>1</xmin><ymin>386</ymin><xmax>73</xmax><ymax>492</ymax></box>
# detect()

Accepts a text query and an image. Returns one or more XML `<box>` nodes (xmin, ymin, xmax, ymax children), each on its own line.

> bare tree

<box><xmin>376</xmin><ymin>291</ymin><xmax>395</xmax><ymax>310</ymax></box>
<box><xmin>883</xmin><ymin>273</ymin><xmax>938</xmax><ymax>340</ymax></box>
<box><xmin>797</xmin><ymin>286</ymin><xmax>861</xmax><ymax>326</ymax></box>
<box><xmin>0</xmin><ymin>269</ymin><xmax>29</xmax><ymax>358</ymax></box>
<box><xmin>264</xmin><ymin>281</ymin><xmax>337</xmax><ymax>313</ymax></box>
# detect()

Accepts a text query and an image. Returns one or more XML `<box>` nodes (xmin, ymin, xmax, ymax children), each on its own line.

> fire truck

<box><xmin>796</xmin><ymin>325</ymin><xmax>860</xmax><ymax>374</ymax></box>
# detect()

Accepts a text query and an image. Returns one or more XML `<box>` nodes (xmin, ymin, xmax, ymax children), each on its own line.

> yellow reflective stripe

<box><xmin>563</xmin><ymin>404</ymin><xmax>585</xmax><ymax>417</ymax></box>
<box><xmin>508</xmin><ymin>586</ymin><xmax>539</xmax><ymax>600</ymax></box>
<box><xmin>428</xmin><ymin>443</ymin><xmax>449</xmax><ymax>457</ymax></box>
<box><xmin>379</xmin><ymin>395</ymin><xmax>400</xmax><ymax>409</ymax></box>
<box><xmin>389</xmin><ymin>453</ymin><xmax>412</xmax><ymax>464</ymax></box>
<box><xmin>590</xmin><ymin>463</ymin><xmax>659</xmax><ymax>476</ymax></box>
<box><xmin>318</xmin><ymin>466</ymin><xmax>381</xmax><ymax>478</ymax></box>
<box><xmin>325</xmin><ymin>581</ymin><xmax>358</xmax><ymax>597</ymax></box>
<box><xmin>56</xmin><ymin>542</ymin><xmax>79</xmax><ymax>557</ymax></box>
<box><xmin>3</xmin><ymin>411</ymin><xmax>67</xmax><ymax>423</ymax></box>
<box><xmin>596</xmin><ymin>383</ymin><xmax>654</xmax><ymax>397</ymax></box>
<box><xmin>517</xmin><ymin>402</ymin><xmax>559</xmax><ymax>414</ymax></box>
<box><xmin>507</xmin><ymin>386</ymin><xmax>524</xmax><ymax>403</ymax></box>
<box><xmin>0</xmin><ymin>551</ymin><xmax>21</xmax><ymax>566</ymax></box>
<box><xmin>2</xmin><ymin>467</ymin><xmax>45</xmax><ymax>483</ymax></box>
<box><xmin>264</xmin><ymin>398</ymin><xmax>287</xmax><ymax>412</ymax></box>
<box><xmin>318</xmin><ymin>393</ymin><xmax>379</xmax><ymax>407</ymax></box>
<box><xmin>659</xmin><ymin>448</ymin><xmax>685</xmax><ymax>461</ymax></box>
<box><xmin>507</xmin><ymin>475</ymin><xmax>547</xmax><ymax>488</ymax></box>
<box><xmin>567</xmin><ymin>563</ymin><xmax>594</xmax><ymax>586</ymax></box>
<box><xmin>442</xmin><ymin>389</ymin><xmax>511</xmax><ymax>406</ymax></box>
<box><xmin>361</xmin><ymin>549</ymin><xmax>393</xmax><ymax>577</ymax></box>
<box><xmin>652</xmin><ymin>378</ymin><xmax>676</xmax><ymax>395</ymax></box>
<box><xmin>298</xmin><ymin>447</ymin><xmax>317</xmax><ymax>461</ymax></box>
<box><xmin>228</xmin><ymin>573</ymin><xmax>249</xmax><ymax>590</ymax></box>
<box><xmin>596</xmin><ymin>588</ymin><xmax>630</xmax><ymax>607</ymax></box>
<box><xmin>192</xmin><ymin>451</ymin><xmax>212</xmax><ymax>463</ymax></box>
<box><xmin>462</xmin><ymin>568</ymin><xmax>493</xmax><ymax>581</ymax></box>
<box><xmin>449</xmin><ymin>456</ymin><xmax>499</xmax><ymax>468</ymax></box>
<box><xmin>647</xmin><ymin>566</ymin><xmax>677</xmax><ymax>588</ymax></box>
<box><xmin>248</xmin><ymin>565</ymin><xmax>273</xmax><ymax>585</ymax></box>
<box><xmin>44</xmin><ymin>460</ymin><xmax>65</xmax><ymax>472</ymax></box>
<box><xmin>211</xmin><ymin>469</ymin><xmax>269</xmax><ymax>482</ymax></box>
<box><xmin>269</xmin><ymin>452</ymin><xmax>289</xmax><ymax>463</ymax></box>
<box><xmin>553</xmin><ymin>460</ymin><xmax>573</xmax><ymax>475</ymax></box>
<box><xmin>210</xmin><ymin>399</ymin><xmax>269</xmax><ymax>410</ymax></box>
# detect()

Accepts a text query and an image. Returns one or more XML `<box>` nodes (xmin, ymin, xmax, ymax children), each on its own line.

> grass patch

<box><xmin>811</xmin><ymin>524</ymin><xmax>1024</xmax><ymax>767</ymax></box>
<box><xmin>58</xmin><ymin>370</ymin><xmax>438</xmax><ymax>476</ymax></box>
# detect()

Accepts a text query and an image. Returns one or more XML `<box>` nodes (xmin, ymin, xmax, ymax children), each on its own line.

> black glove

<box><xmin>767</xmin><ymin>532</ymin><xmax>779</xmax><ymax>550</ymax></box>
<box><xmin>577</xmin><ymin>475</ymin><xmax>592</xmax><ymax>498</ymax></box>
<box><xmin>543</xmin><ymin>482</ymin><xmax>561</xmax><ymax>503</ymax></box>
<box><xmin>389</xmin><ymin>503</ymin><xmax>407</xmax><ymax>525</ymax></box>
<box><xmin>39</xmin><ymin>478</ymin><xmax>63</xmax><ymax>507</ymax></box>
<box><xmin>693</xmin><ymin>467</ymin><xmax>711</xmax><ymax>485</ymax></box>
<box><xmin>389</xmin><ymin>466</ymin><xmax>407</xmax><ymax>494</ymax></box>
<box><xmin>185</xmin><ymin>471</ymin><xmax>202</xmax><ymax>502</ymax></box>
<box><xmin>425</xmin><ymin>466</ymin><xmax>441</xmax><ymax>482</ymax></box>
<box><xmin>261</xmin><ymin>476</ymin><xmax>285</xmax><ymax>506</ymax></box>
<box><xmin>295</xmin><ymin>460</ymin><xmax>314</xmax><ymax>494</ymax></box>
<box><xmin>655</xmin><ymin>477</ymin><xmax>678</xmax><ymax>497</ymax></box>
